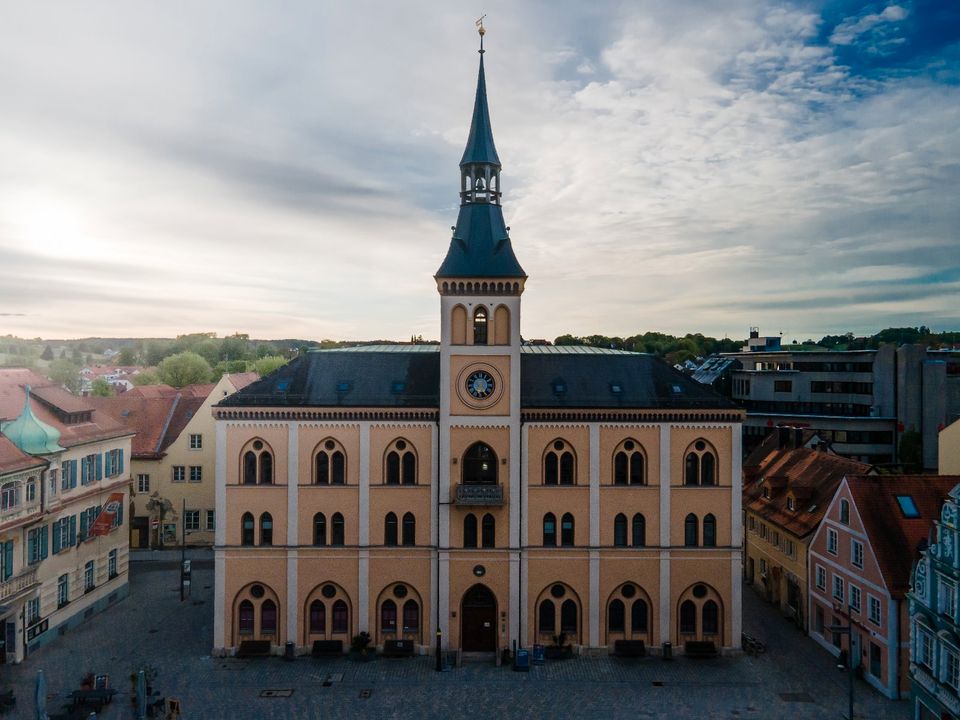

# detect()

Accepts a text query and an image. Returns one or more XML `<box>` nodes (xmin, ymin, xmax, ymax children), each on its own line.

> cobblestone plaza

<box><xmin>3</xmin><ymin>556</ymin><xmax>909</xmax><ymax>719</ymax></box>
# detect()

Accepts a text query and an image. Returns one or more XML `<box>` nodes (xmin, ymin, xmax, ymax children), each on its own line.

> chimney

<box><xmin>778</xmin><ymin>426</ymin><xmax>790</xmax><ymax>449</ymax></box>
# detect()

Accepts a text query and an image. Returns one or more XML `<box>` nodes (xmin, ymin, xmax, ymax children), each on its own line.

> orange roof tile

<box><xmin>90</xmin><ymin>394</ymin><xmax>206</xmax><ymax>458</ymax></box>
<box><xmin>0</xmin><ymin>435</ymin><xmax>47</xmax><ymax>475</ymax></box>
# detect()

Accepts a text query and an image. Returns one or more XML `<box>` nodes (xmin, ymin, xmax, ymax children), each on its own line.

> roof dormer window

<box><xmin>786</xmin><ymin>496</ymin><xmax>795</xmax><ymax>512</ymax></box>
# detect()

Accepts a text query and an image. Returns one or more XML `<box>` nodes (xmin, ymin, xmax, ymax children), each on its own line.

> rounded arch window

<box><xmin>632</xmin><ymin>513</ymin><xmax>646</xmax><ymax>547</ymax></box>
<box><xmin>377</xmin><ymin>582</ymin><xmax>423</xmax><ymax>643</ymax></box>
<box><xmin>613</xmin><ymin>439</ymin><xmax>646</xmax><ymax>485</ymax></box>
<box><xmin>241</xmin><ymin>439</ymin><xmax>274</xmax><ymax>485</ymax></box>
<box><xmin>385</xmin><ymin>438</ymin><xmax>417</xmax><ymax>485</ymax></box>
<box><xmin>463</xmin><ymin>443</ymin><xmax>497</xmax><ymax>485</ymax></box>
<box><xmin>241</xmin><ymin>512</ymin><xmax>255</xmax><ymax>546</ymax></box>
<box><xmin>684</xmin><ymin>439</ymin><xmax>718</xmax><ymax>486</ymax></box>
<box><xmin>606</xmin><ymin>583</ymin><xmax>652</xmax><ymax>641</ymax></box>
<box><xmin>313</xmin><ymin>513</ymin><xmax>327</xmax><ymax>546</ymax></box>
<box><xmin>304</xmin><ymin>580</ymin><xmax>352</xmax><ymax>642</ymax></box>
<box><xmin>543</xmin><ymin>439</ymin><xmax>576</xmax><ymax>485</ymax></box>
<box><xmin>473</xmin><ymin>306</ymin><xmax>488</xmax><ymax>345</ymax></box>
<box><xmin>481</xmin><ymin>513</ymin><xmax>495</xmax><ymax>548</ymax></box>
<box><xmin>614</xmin><ymin>513</ymin><xmax>628</xmax><ymax>547</ymax></box>
<box><xmin>839</xmin><ymin>498</ymin><xmax>850</xmax><ymax>524</ymax></box>
<box><xmin>677</xmin><ymin>582</ymin><xmax>723</xmax><ymax>641</ymax></box>
<box><xmin>384</xmin><ymin>512</ymin><xmax>398</xmax><ymax>546</ymax></box>
<box><xmin>259</xmin><ymin>512</ymin><xmax>273</xmax><ymax>546</ymax></box>
<box><xmin>684</xmin><ymin>513</ymin><xmax>699</xmax><ymax>547</ymax></box>
<box><xmin>463</xmin><ymin>513</ymin><xmax>478</xmax><ymax>548</ymax></box>
<box><xmin>315</xmin><ymin>438</ymin><xmax>346</xmax><ymax>485</ymax></box>
<box><xmin>536</xmin><ymin>583</ymin><xmax>581</xmax><ymax>643</ymax></box>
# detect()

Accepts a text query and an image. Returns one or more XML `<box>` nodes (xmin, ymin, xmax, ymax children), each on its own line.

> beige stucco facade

<box><xmin>940</xmin><ymin>419</ymin><xmax>960</xmax><ymax>474</ymax></box>
<box><xmin>743</xmin><ymin>512</ymin><xmax>808</xmax><ymax>626</ymax></box>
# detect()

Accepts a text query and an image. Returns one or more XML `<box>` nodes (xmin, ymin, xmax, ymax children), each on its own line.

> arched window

<box><xmin>543</xmin><ymin>440</ymin><xmax>575</xmax><ymax>485</ymax></box>
<box><xmin>632</xmin><ymin>513</ymin><xmax>646</xmax><ymax>547</ymax></box>
<box><xmin>609</xmin><ymin>599</ymin><xmax>625</xmax><ymax>632</ymax></box>
<box><xmin>241</xmin><ymin>512</ymin><xmax>255</xmax><ymax>546</ymax></box>
<box><xmin>452</xmin><ymin>304</ymin><xmax>467</xmax><ymax>344</ymax></box>
<box><xmin>384</xmin><ymin>439</ymin><xmax>417</xmax><ymax>485</ymax></box>
<box><xmin>332</xmin><ymin>599</ymin><xmax>348</xmax><ymax>633</ymax></box>
<box><xmin>680</xmin><ymin>600</ymin><xmax>697</xmax><ymax>634</ymax></box>
<box><xmin>703</xmin><ymin>600</ymin><xmax>719</xmax><ymax>635</ymax></box>
<box><xmin>632</xmin><ymin>599</ymin><xmax>648</xmax><ymax>632</ymax></box>
<box><xmin>331</xmin><ymin>513</ymin><xmax>345</xmax><ymax>546</ymax></box>
<box><xmin>259</xmin><ymin>513</ymin><xmax>273</xmax><ymax>546</ymax></box>
<box><xmin>463</xmin><ymin>514</ymin><xmax>478</xmax><ymax>548</ymax></box>
<box><xmin>381</xmin><ymin>599</ymin><xmax>397</xmax><ymax>633</ymax></box>
<box><xmin>238</xmin><ymin>600</ymin><xmax>254</xmax><ymax>635</ymax></box>
<box><xmin>402</xmin><ymin>512</ymin><xmax>416</xmax><ymax>546</ymax></box>
<box><xmin>315</xmin><ymin>440</ymin><xmax>346</xmax><ymax>484</ymax></box>
<box><xmin>494</xmin><ymin>305</ymin><xmax>510</xmax><ymax>345</ymax></box>
<box><xmin>463</xmin><ymin>443</ymin><xmax>497</xmax><ymax>485</ymax></box>
<box><xmin>613</xmin><ymin>441</ymin><xmax>646</xmax><ymax>485</ymax></box>
<box><xmin>259</xmin><ymin>452</ymin><xmax>273</xmax><ymax>485</ymax></box>
<box><xmin>481</xmin><ymin>513</ymin><xmax>495</xmax><ymax>548</ymax></box>
<box><xmin>309</xmin><ymin>600</ymin><xmax>325</xmax><ymax>633</ymax></box>
<box><xmin>403</xmin><ymin>600</ymin><xmax>419</xmax><ymax>632</ymax></box>
<box><xmin>560</xmin><ymin>599</ymin><xmax>577</xmax><ymax>633</ymax></box>
<box><xmin>261</xmin><ymin>599</ymin><xmax>277</xmax><ymax>635</ymax></box>
<box><xmin>840</xmin><ymin>498</ymin><xmax>850</xmax><ymax>524</ymax></box>
<box><xmin>614</xmin><ymin>514</ymin><xmax>628</xmax><ymax>547</ymax></box>
<box><xmin>703</xmin><ymin>514</ymin><xmax>716</xmax><ymax>547</ymax></box>
<box><xmin>473</xmin><ymin>306</ymin><xmax>488</xmax><ymax>345</ymax></box>
<box><xmin>386</xmin><ymin>452</ymin><xmax>400</xmax><ymax>485</ymax></box>
<box><xmin>402</xmin><ymin>451</ymin><xmax>416</xmax><ymax>485</ymax></box>
<box><xmin>243</xmin><ymin>452</ymin><xmax>257</xmax><ymax>485</ymax></box>
<box><xmin>561</xmin><ymin>513</ymin><xmax>575</xmax><ymax>547</ymax></box>
<box><xmin>384</xmin><ymin>512</ymin><xmax>398</xmax><ymax>546</ymax></box>
<box><xmin>543</xmin><ymin>513</ymin><xmax>557</xmax><ymax>547</ymax></box>
<box><xmin>685</xmin><ymin>440</ymin><xmax>718</xmax><ymax>486</ymax></box>
<box><xmin>685</xmin><ymin>514</ymin><xmax>698</xmax><ymax>547</ymax></box>
<box><xmin>313</xmin><ymin>513</ymin><xmax>326</xmax><ymax>546</ymax></box>
<box><xmin>539</xmin><ymin>600</ymin><xmax>555</xmax><ymax>633</ymax></box>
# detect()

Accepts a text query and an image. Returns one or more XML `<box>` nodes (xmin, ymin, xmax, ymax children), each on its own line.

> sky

<box><xmin>0</xmin><ymin>0</ymin><xmax>958</xmax><ymax>343</ymax></box>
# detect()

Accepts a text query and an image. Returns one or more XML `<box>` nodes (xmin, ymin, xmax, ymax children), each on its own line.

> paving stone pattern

<box><xmin>3</xmin><ymin>561</ymin><xmax>910</xmax><ymax>719</ymax></box>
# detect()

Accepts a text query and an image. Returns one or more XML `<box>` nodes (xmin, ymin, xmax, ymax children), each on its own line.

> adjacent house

<box><xmin>908</xmin><ymin>483</ymin><xmax>960</xmax><ymax>720</ymax></box>
<box><xmin>941</xmin><ymin>419</ymin><xmax>960</xmax><ymax>474</ymax></box>
<box><xmin>743</xmin><ymin>427</ymin><xmax>870</xmax><ymax>629</ymax></box>
<box><xmin>0</xmin><ymin>369</ymin><xmax>131</xmax><ymax>662</ymax></box>
<box><xmin>809</xmin><ymin>474</ymin><xmax>959</xmax><ymax>699</ymax></box>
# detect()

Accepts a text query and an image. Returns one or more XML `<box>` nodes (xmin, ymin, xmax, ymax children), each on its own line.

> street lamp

<box><xmin>827</xmin><ymin>601</ymin><xmax>855</xmax><ymax>720</ymax></box>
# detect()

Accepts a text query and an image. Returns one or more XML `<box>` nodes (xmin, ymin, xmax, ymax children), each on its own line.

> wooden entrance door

<box><xmin>461</xmin><ymin>585</ymin><xmax>496</xmax><ymax>651</ymax></box>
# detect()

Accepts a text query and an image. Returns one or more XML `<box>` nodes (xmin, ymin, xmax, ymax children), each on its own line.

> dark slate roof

<box><xmin>435</xmin><ymin>203</ymin><xmax>526</xmax><ymax>278</ymax></box>
<box><xmin>219</xmin><ymin>346</ymin><xmax>736</xmax><ymax>410</ymax></box>
<box><xmin>460</xmin><ymin>54</ymin><xmax>500</xmax><ymax>167</ymax></box>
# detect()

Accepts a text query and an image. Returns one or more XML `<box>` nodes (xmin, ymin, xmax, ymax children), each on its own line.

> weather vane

<box><xmin>476</xmin><ymin>14</ymin><xmax>487</xmax><ymax>52</ymax></box>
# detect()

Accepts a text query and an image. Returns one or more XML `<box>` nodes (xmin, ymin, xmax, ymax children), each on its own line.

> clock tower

<box><xmin>434</xmin><ymin>30</ymin><xmax>526</xmax><ymax>651</ymax></box>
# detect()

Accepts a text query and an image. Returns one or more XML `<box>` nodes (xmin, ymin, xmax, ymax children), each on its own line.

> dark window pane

<box><xmin>561</xmin><ymin>513</ymin><xmax>575</xmax><ymax>547</ymax></box>
<box><xmin>685</xmin><ymin>453</ymin><xmax>699</xmax><ymax>486</ymax></box>
<box><xmin>631</xmin><ymin>599</ymin><xmax>648</xmax><ymax>633</ymax></box>
<box><xmin>703</xmin><ymin>514</ymin><xmax>716</xmax><ymax>547</ymax></box>
<box><xmin>481</xmin><ymin>513</ymin><xmax>495</xmax><ymax>548</ymax></box>
<box><xmin>560</xmin><ymin>599</ymin><xmax>577</xmax><ymax>633</ymax></box>
<box><xmin>614</xmin><ymin>451</ymin><xmax>628</xmax><ymax>485</ymax></box>
<box><xmin>701</xmin><ymin>453</ymin><xmax>715</xmax><ymax>486</ymax></box>
<box><xmin>560</xmin><ymin>452</ymin><xmax>575</xmax><ymax>485</ymax></box>
<box><xmin>331</xmin><ymin>452</ymin><xmax>345</xmax><ymax>485</ymax></box>
<box><xmin>239</xmin><ymin>600</ymin><xmax>254</xmax><ymax>635</ymax></box>
<box><xmin>332</xmin><ymin>513</ymin><xmax>345</xmax><ymax>546</ymax></box>
<box><xmin>464</xmin><ymin>443</ymin><xmax>497</xmax><ymax>485</ymax></box>
<box><xmin>630</xmin><ymin>452</ymin><xmax>644</xmax><ymax>485</ymax></box>
<box><xmin>402</xmin><ymin>512</ymin><xmax>416</xmax><ymax>546</ymax></box>
<box><xmin>261</xmin><ymin>599</ymin><xmax>277</xmax><ymax>635</ymax></box>
<box><xmin>402</xmin><ymin>451</ymin><xmax>416</xmax><ymax>485</ymax></box>
<box><xmin>685</xmin><ymin>514</ymin><xmax>698</xmax><ymax>547</ymax></box>
<box><xmin>609</xmin><ymin>599</ymin><xmax>625</xmax><ymax>632</ymax></box>
<box><xmin>241</xmin><ymin>512</ymin><xmax>255</xmax><ymax>546</ymax></box>
<box><xmin>543</xmin><ymin>513</ymin><xmax>556</xmax><ymax>547</ymax></box>
<box><xmin>403</xmin><ymin>600</ymin><xmax>419</xmax><ymax>632</ymax></box>
<box><xmin>539</xmin><ymin>600</ymin><xmax>555</xmax><ymax>633</ymax></box>
<box><xmin>473</xmin><ymin>307</ymin><xmax>488</xmax><ymax>345</ymax></box>
<box><xmin>386</xmin><ymin>452</ymin><xmax>400</xmax><ymax>485</ymax></box>
<box><xmin>381</xmin><ymin>599</ymin><xmax>397</xmax><ymax>632</ymax></box>
<box><xmin>259</xmin><ymin>452</ymin><xmax>273</xmax><ymax>485</ymax></box>
<box><xmin>260</xmin><ymin>513</ymin><xmax>273</xmax><ymax>546</ymax></box>
<box><xmin>702</xmin><ymin>600</ymin><xmax>719</xmax><ymax>634</ymax></box>
<box><xmin>464</xmin><ymin>514</ymin><xmax>478</xmax><ymax>548</ymax></box>
<box><xmin>316</xmin><ymin>451</ymin><xmax>329</xmax><ymax>484</ymax></box>
<box><xmin>332</xmin><ymin>600</ymin><xmax>348</xmax><ymax>633</ymax></box>
<box><xmin>614</xmin><ymin>514</ymin><xmax>627</xmax><ymax>547</ymax></box>
<box><xmin>313</xmin><ymin>513</ymin><xmax>326</xmax><ymax>546</ymax></box>
<box><xmin>632</xmin><ymin>514</ymin><xmax>645</xmax><ymax>547</ymax></box>
<box><xmin>243</xmin><ymin>452</ymin><xmax>257</xmax><ymax>485</ymax></box>
<box><xmin>544</xmin><ymin>452</ymin><xmax>558</xmax><ymax>485</ymax></box>
<box><xmin>385</xmin><ymin>512</ymin><xmax>398</xmax><ymax>546</ymax></box>
<box><xmin>309</xmin><ymin>600</ymin><xmax>325</xmax><ymax>633</ymax></box>
<box><xmin>680</xmin><ymin>600</ymin><xmax>696</xmax><ymax>634</ymax></box>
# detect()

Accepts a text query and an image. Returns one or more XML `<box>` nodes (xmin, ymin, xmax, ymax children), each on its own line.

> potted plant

<box><xmin>545</xmin><ymin>633</ymin><xmax>573</xmax><ymax>660</ymax></box>
<box><xmin>349</xmin><ymin>632</ymin><xmax>375</xmax><ymax>662</ymax></box>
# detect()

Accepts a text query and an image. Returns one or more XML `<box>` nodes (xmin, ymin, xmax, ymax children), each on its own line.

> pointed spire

<box><xmin>460</xmin><ymin>32</ymin><xmax>500</xmax><ymax>168</ymax></box>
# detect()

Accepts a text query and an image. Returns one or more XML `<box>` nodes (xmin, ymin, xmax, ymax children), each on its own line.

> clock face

<box><xmin>466</xmin><ymin>370</ymin><xmax>496</xmax><ymax>399</ymax></box>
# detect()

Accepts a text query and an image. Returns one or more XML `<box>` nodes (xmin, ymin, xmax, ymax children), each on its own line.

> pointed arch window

<box><xmin>238</xmin><ymin>600</ymin><xmax>254</xmax><ymax>635</ymax></box>
<box><xmin>464</xmin><ymin>514</ymin><xmax>478</xmax><ymax>548</ymax></box>
<box><xmin>560</xmin><ymin>599</ymin><xmax>578</xmax><ymax>633</ymax></box>
<box><xmin>403</xmin><ymin>600</ymin><xmax>420</xmax><ymax>632</ymax></box>
<box><xmin>609</xmin><ymin>599</ymin><xmax>626</xmax><ymax>632</ymax></box>
<box><xmin>259</xmin><ymin>452</ymin><xmax>273</xmax><ymax>485</ymax></box>
<box><xmin>613</xmin><ymin>440</ymin><xmax>646</xmax><ymax>485</ymax></box>
<box><xmin>259</xmin><ymin>513</ymin><xmax>273</xmax><ymax>546</ymax></box>
<box><xmin>463</xmin><ymin>443</ymin><xmax>497</xmax><ymax>485</ymax></box>
<box><xmin>385</xmin><ymin>439</ymin><xmax>417</xmax><ymax>485</ymax></box>
<box><xmin>261</xmin><ymin>599</ymin><xmax>277</xmax><ymax>635</ymax></box>
<box><xmin>381</xmin><ymin>599</ymin><xmax>397</xmax><ymax>633</ymax></box>
<box><xmin>685</xmin><ymin>440</ymin><xmax>717</xmax><ymax>486</ymax></box>
<box><xmin>242</xmin><ymin>440</ymin><xmax>274</xmax><ymax>485</ymax></box>
<box><xmin>331</xmin><ymin>513</ymin><xmax>345</xmax><ymax>546</ymax></box>
<box><xmin>632</xmin><ymin>599</ymin><xmax>649</xmax><ymax>632</ymax></box>
<box><xmin>313</xmin><ymin>513</ymin><xmax>326</xmax><ymax>546</ymax></box>
<box><xmin>481</xmin><ymin>513</ymin><xmax>495</xmax><ymax>548</ymax></box>
<box><xmin>680</xmin><ymin>600</ymin><xmax>697</xmax><ymax>634</ymax></box>
<box><xmin>632</xmin><ymin>513</ymin><xmax>646</xmax><ymax>547</ymax></box>
<box><xmin>384</xmin><ymin>512</ymin><xmax>398</xmax><ymax>546</ymax></box>
<box><xmin>539</xmin><ymin>599</ymin><xmax>556</xmax><ymax>633</ymax></box>
<box><xmin>703</xmin><ymin>600</ymin><xmax>719</xmax><ymax>635</ymax></box>
<box><xmin>684</xmin><ymin>513</ymin><xmax>698</xmax><ymax>547</ymax></box>
<box><xmin>332</xmin><ymin>599</ymin><xmax>348</xmax><ymax>633</ymax></box>
<box><xmin>243</xmin><ymin>452</ymin><xmax>257</xmax><ymax>485</ymax></box>
<box><xmin>473</xmin><ymin>307</ymin><xmax>488</xmax><ymax>345</ymax></box>
<box><xmin>543</xmin><ymin>513</ymin><xmax>557</xmax><ymax>547</ymax></box>
<box><xmin>315</xmin><ymin>440</ymin><xmax>346</xmax><ymax>485</ymax></box>
<box><xmin>614</xmin><ymin>513</ymin><xmax>628</xmax><ymax>547</ymax></box>
<box><xmin>544</xmin><ymin>440</ymin><xmax>575</xmax><ymax>485</ymax></box>
<box><xmin>560</xmin><ymin>513</ymin><xmax>575</xmax><ymax>547</ymax></box>
<box><xmin>402</xmin><ymin>512</ymin><xmax>416</xmax><ymax>546</ymax></box>
<box><xmin>309</xmin><ymin>600</ymin><xmax>325</xmax><ymax>634</ymax></box>
<box><xmin>703</xmin><ymin>514</ymin><xmax>716</xmax><ymax>547</ymax></box>
<box><xmin>241</xmin><ymin>512</ymin><xmax>255</xmax><ymax>546</ymax></box>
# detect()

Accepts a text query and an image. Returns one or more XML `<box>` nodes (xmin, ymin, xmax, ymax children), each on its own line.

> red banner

<box><xmin>89</xmin><ymin>492</ymin><xmax>124</xmax><ymax>537</ymax></box>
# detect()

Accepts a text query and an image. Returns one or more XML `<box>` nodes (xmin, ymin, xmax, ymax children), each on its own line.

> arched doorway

<box><xmin>461</xmin><ymin>585</ymin><xmax>497</xmax><ymax>651</ymax></box>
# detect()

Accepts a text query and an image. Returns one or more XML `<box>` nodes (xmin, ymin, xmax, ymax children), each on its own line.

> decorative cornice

<box><xmin>521</xmin><ymin>409</ymin><xmax>744</xmax><ymax>424</ymax></box>
<box><xmin>215</xmin><ymin>408</ymin><xmax>440</xmax><ymax>423</ymax></box>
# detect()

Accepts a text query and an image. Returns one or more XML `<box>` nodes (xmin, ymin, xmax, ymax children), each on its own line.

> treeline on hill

<box><xmin>809</xmin><ymin>327</ymin><xmax>960</xmax><ymax>351</ymax></box>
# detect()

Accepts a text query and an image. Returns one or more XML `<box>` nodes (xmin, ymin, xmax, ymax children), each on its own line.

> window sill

<box><xmin>85</xmin><ymin>587</ymin><xmax>96</xmax><ymax>594</ymax></box>
<box><xmin>57</xmin><ymin>601</ymin><xmax>70</xmax><ymax>609</ymax></box>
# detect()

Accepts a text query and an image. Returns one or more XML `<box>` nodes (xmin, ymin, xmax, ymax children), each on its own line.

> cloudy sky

<box><xmin>1</xmin><ymin>1</ymin><xmax>957</xmax><ymax>343</ymax></box>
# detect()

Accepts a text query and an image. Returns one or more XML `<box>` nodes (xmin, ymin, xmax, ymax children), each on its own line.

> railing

<box><xmin>455</xmin><ymin>484</ymin><xmax>503</xmax><ymax>506</ymax></box>
<box><xmin>0</xmin><ymin>567</ymin><xmax>39</xmax><ymax>601</ymax></box>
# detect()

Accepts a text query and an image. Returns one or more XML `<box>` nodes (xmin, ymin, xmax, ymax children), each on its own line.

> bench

<box><xmin>68</xmin><ymin>688</ymin><xmax>117</xmax><ymax>712</ymax></box>
<box><xmin>382</xmin><ymin>639</ymin><xmax>415</xmax><ymax>658</ymax></box>
<box><xmin>312</xmin><ymin>639</ymin><xmax>344</xmax><ymax>658</ymax></box>
<box><xmin>236</xmin><ymin>640</ymin><xmax>272</xmax><ymax>658</ymax></box>
<box><xmin>684</xmin><ymin>640</ymin><xmax>718</xmax><ymax>658</ymax></box>
<box><xmin>613</xmin><ymin>639</ymin><xmax>646</xmax><ymax>658</ymax></box>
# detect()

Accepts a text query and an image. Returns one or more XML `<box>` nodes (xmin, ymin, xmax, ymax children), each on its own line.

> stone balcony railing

<box><xmin>0</xmin><ymin>566</ymin><xmax>39</xmax><ymax>602</ymax></box>
<box><xmin>455</xmin><ymin>484</ymin><xmax>504</xmax><ymax>506</ymax></box>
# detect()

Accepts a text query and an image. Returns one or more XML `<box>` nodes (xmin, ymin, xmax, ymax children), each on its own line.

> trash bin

<box><xmin>513</xmin><ymin>648</ymin><xmax>530</xmax><ymax>672</ymax></box>
<box><xmin>662</xmin><ymin>642</ymin><xmax>672</xmax><ymax>660</ymax></box>
<box><xmin>532</xmin><ymin>644</ymin><xmax>545</xmax><ymax>665</ymax></box>
<box><xmin>284</xmin><ymin>641</ymin><xmax>295</xmax><ymax>660</ymax></box>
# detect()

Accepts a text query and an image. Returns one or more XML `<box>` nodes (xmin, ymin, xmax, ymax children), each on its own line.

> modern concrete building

<box><xmin>908</xmin><ymin>483</ymin><xmax>960</xmax><ymax>720</ymax></box>
<box><xmin>212</xmin><ymin>38</ymin><xmax>744</xmax><ymax>659</ymax></box>
<box><xmin>808</xmin><ymin>474</ymin><xmax>958</xmax><ymax>699</ymax></box>
<box><xmin>0</xmin><ymin>369</ymin><xmax>131</xmax><ymax>663</ymax></box>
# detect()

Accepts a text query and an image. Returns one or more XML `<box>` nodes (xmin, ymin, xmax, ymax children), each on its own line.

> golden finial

<box><xmin>476</xmin><ymin>14</ymin><xmax>487</xmax><ymax>52</ymax></box>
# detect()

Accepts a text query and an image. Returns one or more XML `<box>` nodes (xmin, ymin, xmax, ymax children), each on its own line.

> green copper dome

<box><xmin>1</xmin><ymin>387</ymin><xmax>63</xmax><ymax>455</ymax></box>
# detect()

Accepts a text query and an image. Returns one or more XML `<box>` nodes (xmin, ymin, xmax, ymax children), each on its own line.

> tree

<box><xmin>117</xmin><ymin>347</ymin><xmax>138</xmax><ymax>366</ymax></box>
<box><xmin>48</xmin><ymin>359</ymin><xmax>83</xmax><ymax>394</ymax></box>
<box><xmin>157</xmin><ymin>351</ymin><xmax>212</xmax><ymax>388</ymax></box>
<box><xmin>254</xmin><ymin>356</ymin><xmax>288</xmax><ymax>377</ymax></box>
<box><xmin>40</xmin><ymin>345</ymin><xmax>54</xmax><ymax>361</ymax></box>
<box><xmin>90</xmin><ymin>378</ymin><xmax>114</xmax><ymax>397</ymax></box>
<box><xmin>132</xmin><ymin>370</ymin><xmax>160</xmax><ymax>386</ymax></box>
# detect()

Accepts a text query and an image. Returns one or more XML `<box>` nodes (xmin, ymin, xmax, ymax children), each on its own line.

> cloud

<box><xmin>829</xmin><ymin>5</ymin><xmax>909</xmax><ymax>48</ymax></box>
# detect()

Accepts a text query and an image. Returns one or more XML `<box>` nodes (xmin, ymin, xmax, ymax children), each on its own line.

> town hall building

<box><xmin>212</xmin><ymin>35</ymin><xmax>744</xmax><ymax>659</ymax></box>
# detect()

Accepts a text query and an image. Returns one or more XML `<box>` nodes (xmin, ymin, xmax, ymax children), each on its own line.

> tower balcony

<box><xmin>455</xmin><ymin>483</ymin><xmax>504</xmax><ymax>506</ymax></box>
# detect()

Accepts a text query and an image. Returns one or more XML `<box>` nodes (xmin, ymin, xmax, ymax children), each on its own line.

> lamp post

<box><xmin>827</xmin><ymin>601</ymin><xmax>855</xmax><ymax>720</ymax></box>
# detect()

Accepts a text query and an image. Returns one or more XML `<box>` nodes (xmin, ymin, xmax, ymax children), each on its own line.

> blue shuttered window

<box><xmin>95</xmin><ymin>455</ymin><xmax>102</xmax><ymax>481</ymax></box>
<box><xmin>2</xmin><ymin>541</ymin><xmax>13</xmax><ymax>580</ymax></box>
<box><xmin>105</xmin><ymin>452</ymin><xmax>113</xmax><ymax>477</ymax></box>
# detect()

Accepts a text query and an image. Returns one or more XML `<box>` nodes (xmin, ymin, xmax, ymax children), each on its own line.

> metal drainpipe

<box><xmin>435</xmin><ymin>415</ymin><xmax>441</xmax><ymax>671</ymax></box>
<box><xmin>518</xmin><ymin>416</ymin><xmax>524</xmax><ymax>650</ymax></box>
